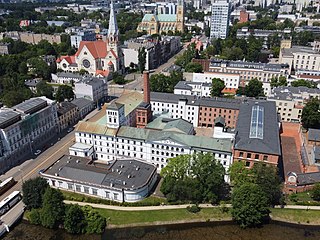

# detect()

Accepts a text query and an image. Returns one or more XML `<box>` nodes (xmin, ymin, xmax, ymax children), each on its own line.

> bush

<box><xmin>289</xmin><ymin>193</ymin><xmax>298</xmax><ymax>202</ymax></box>
<box><xmin>28</xmin><ymin>209</ymin><xmax>41</xmax><ymax>225</ymax></box>
<box><xmin>312</xmin><ymin>183</ymin><xmax>320</xmax><ymax>201</ymax></box>
<box><xmin>187</xmin><ymin>204</ymin><xmax>201</xmax><ymax>213</ymax></box>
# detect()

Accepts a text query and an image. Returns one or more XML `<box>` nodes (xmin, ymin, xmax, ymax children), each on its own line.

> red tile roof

<box><xmin>57</xmin><ymin>55</ymin><xmax>76</xmax><ymax>64</ymax></box>
<box><xmin>96</xmin><ymin>69</ymin><xmax>110</xmax><ymax>77</ymax></box>
<box><xmin>75</xmin><ymin>41</ymin><xmax>108</xmax><ymax>59</ymax></box>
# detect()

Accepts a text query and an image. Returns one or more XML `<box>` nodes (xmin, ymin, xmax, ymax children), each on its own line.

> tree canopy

<box><xmin>301</xmin><ymin>97</ymin><xmax>320</xmax><ymax>129</ymax></box>
<box><xmin>36</xmin><ymin>81</ymin><xmax>54</xmax><ymax>99</ymax></box>
<box><xmin>270</xmin><ymin>76</ymin><xmax>287</xmax><ymax>88</ymax></box>
<box><xmin>22</xmin><ymin>177</ymin><xmax>49</xmax><ymax>210</ymax></box>
<box><xmin>211</xmin><ymin>78</ymin><xmax>225</xmax><ymax>97</ymax></box>
<box><xmin>150</xmin><ymin>71</ymin><xmax>183</xmax><ymax>93</ymax></box>
<box><xmin>64</xmin><ymin>204</ymin><xmax>86</xmax><ymax>234</ymax></box>
<box><xmin>231</xmin><ymin>183</ymin><xmax>270</xmax><ymax>228</ymax></box>
<box><xmin>138</xmin><ymin>47</ymin><xmax>147</xmax><ymax>73</ymax></box>
<box><xmin>160</xmin><ymin>153</ymin><xmax>226</xmax><ymax>203</ymax></box>
<box><xmin>243</xmin><ymin>78</ymin><xmax>265</xmax><ymax>98</ymax></box>
<box><xmin>184</xmin><ymin>62</ymin><xmax>203</xmax><ymax>73</ymax></box>
<box><xmin>291</xmin><ymin>79</ymin><xmax>317</xmax><ymax>88</ymax></box>
<box><xmin>55</xmin><ymin>85</ymin><xmax>74</xmax><ymax>102</ymax></box>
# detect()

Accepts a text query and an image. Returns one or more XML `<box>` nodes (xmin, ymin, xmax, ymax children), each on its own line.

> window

<box><xmin>67</xmin><ymin>183</ymin><xmax>73</xmax><ymax>190</ymax></box>
<box><xmin>254</xmin><ymin>154</ymin><xmax>259</xmax><ymax>160</ymax></box>
<box><xmin>92</xmin><ymin>188</ymin><xmax>98</xmax><ymax>196</ymax></box>
<box><xmin>245</xmin><ymin>161</ymin><xmax>250</xmax><ymax>167</ymax></box>
<box><xmin>247</xmin><ymin>153</ymin><xmax>252</xmax><ymax>158</ymax></box>
<box><xmin>105</xmin><ymin>191</ymin><xmax>110</xmax><ymax>199</ymax></box>
<box><xmin>263</xmin><ymin>155</ymin><xmax>268</xmax><ymax>161</ymax></box>
<box><xmin>84</xmin><ymin>187</ymin><xmax>89</xmax><ymax>194</ymax></box>
<box><xmin>75</xmin><ymin>185</ymin><xmax>81</xmax><ymax>192</ymax></box>
<box><xmin>114</xmin><ymin>193</ymin><xmax>119</xmax><ymax>200</ymax></box>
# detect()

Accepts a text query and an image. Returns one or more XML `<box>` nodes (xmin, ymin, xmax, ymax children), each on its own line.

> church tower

<box><xmin>108</xmin><ymin>0</ymin><xmax>119</xmax><ymax>51</ymax></box>
<box><xmin>176</xmin><ymin>0</ymin><xmax>184</xmax><ymax>33</ymax></box>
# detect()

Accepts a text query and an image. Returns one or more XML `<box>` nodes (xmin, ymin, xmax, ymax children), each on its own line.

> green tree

<box><xmin>79</xmin><ymin>69</ymin><xmax>88</xmax><ymax>75</ymax></box>
<box><xmin>22</xmin><ymin>177</ymin><xmax>49</xmax><ymax>210</ymax></box>
<box><xmin>244</xmin><ymin>78</ymin><xmax>264</xmax><ymax>98</ymax></box>
<box><xmin>270</xmin><ymin>76</ymin><xmax>288</xmax><ymax>88</ymax></box>
<box><xmin>64</xmin><ymin>204</ymin><xmax>86</xmax><ymax>234</ymax></box>
<box><xmin>138</xmin><ymin>47</ymin><xmax>147</xmax><ymax>73</ymax></box>
<box><xmin>18</xmin><ymin>62</ymin><xmax>28</xmax><ymax>74</ymax></box>
<box><xmin>112</xmin><ymin>72</ymin><xmax>126</xmax><ymax>85</ymax></box>
<box><xmin>27</xmin><ymin>57</ymin><xmax>51</xmax><ymax>80</ymax></box>
<box><xmin>55</xmin><ymin>85</ymin><xmax>74</xmax><ymax>102</ymax></box>
<box><xmin>211</xmin><ymin>78</ymin><xmax>225</xmax><ymax>97</ymax></box>
<box><xmin>229</xmin><ymin>161</ymin><xmax>252</xmax><ymax>187</ymax></box>
<box><xmin>2</xmin><ymin>88</ymin><xmax>33</xmax><ymax>107</ymax></box>
<box><xmin>221</xmin><ymin>47</ymin><xmax>244</xmax><ymax>60</ymax></box>
<box><xmin>185</xmin><ymin>62</ymin><xmax>203</xmax><ymax>73</ymax></box>
<box><xmin>36</xmin><ymin>81</ymin><xmax>54</xmax><ymax>99</ymax></box>
<box><xmin>231</xmin><ymin>183</ymin><xmax>270</xmax><ymax>228</ymax></box>
<box><xmin>312</xmin><ymin>183</ymin><xmax>320</xmax><ymax>201</ymax></box>
<box><xmin>291</xmin><ymin>79</ymin><xmax>317</xmax><ymax>88</ymax></box>
<box><xmin>82</xmin><ymin>205</ymin><xmax>106</xmax><ymax>234</ymax></box>
<box><xmin>28</xmin><ymin>208</ymin><xmax>42</xmax><ymax>225</ymax></box>
<box><xmin>301</xmin><ymin>97</ymin><xmax>320</xmax><ymax>129</ymax></box>
<box><xmin>40</xmin><ymin>188</ymin><xmax>65</xmax><ymax>229</ymax></box>
<box><xmin>150</xmin><ymin>71</ymin><xmax>183</xmax><ymax>93</ymax></box>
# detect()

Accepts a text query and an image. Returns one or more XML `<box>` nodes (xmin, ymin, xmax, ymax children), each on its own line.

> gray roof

<box><xmin>281</xmin><ymin>45</ymin><xmax>319</xmax><ymax>58</ymax></box>
<box><xmin>24</xmin><ymin>79</ymin><xmax>41</xmax><ymax>87</ymax></box>
<box><xmin>71</xmin><ymin>98</ymin><xmax>93</xmax><ymax>109</ymax></box>
<box><xmin>107</xmin><ymin>102</ymin><xmax>124</xmax><ymax>110</ymax></box>
<box><xmin>146</xmin><ymin>117</ymin><xmax>194</xmax><ymax>135</ymax></box>
<box><xmin>210</xmin><ymin>59</ymin><xmax>289</xmax><ymax>72</ymax></box>
<box><xmin>57</xmin><ymin>102</ymin><xmax>77</xmax><ymax>115</ymax></box>
<box><xmin>234</xmin><ymin>100</ymin><xmax>281</xmax><ymax>155</ymax></box>
<box><xmin>150</xmin><ymin>92</ymin><xmax>241</xmax><ymax>110</ymax></box>
<box><xmin>0</xmin><ymin>110</ymin><xmax>21</xmax><ymax>129</ymax></box>
<box><xmin>43</xmin><ymin>155</ymin><xmax>156</xmax><ymax>190</ymax></box>
<box><xmin>308</xmin><ymin>129</ymin><xmax>320</xmax><ymax>142</ymax></box>
<box><xmin>13</xmin><ymin>98</ymin><xmax>47</xmax><ymax>114</ymax></box>
<box><xmin>297</xmin><ymin>172</ymin><xmax>320</xmax><ymax>186</ymax></box>
<box><xmin>315</xmin><ymin>146</ymin><xmax>320</xmax><ymax>161</ymax></box>
<box><xmin>174</xmin><ymin>81</ymin><xmax>193</xmax><ymax>90</ymax></box>
<box><xmin>56</xmin><ymin>72</ymin><xmax>83</xmax><ymax>79</ymax></box>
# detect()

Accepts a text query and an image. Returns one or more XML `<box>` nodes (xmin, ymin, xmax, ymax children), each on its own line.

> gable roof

<box><xmin>75</xmin><ymin>41</ymin><xmax>108</xmax><ymax>59</ymax></box>
<box><xmin>57</xmin><ymin>55</ymin><xmax>75</xmax><ymax>64</ymax></box>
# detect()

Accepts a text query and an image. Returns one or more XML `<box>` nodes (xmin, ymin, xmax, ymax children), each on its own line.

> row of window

<box><xmin>238</xmin><ymin>152</ymin><xmax>269</xmax><ymax>161</ymax></box>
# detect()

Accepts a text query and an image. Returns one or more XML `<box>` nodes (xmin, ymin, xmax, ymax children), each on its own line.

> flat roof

<box><xmin>14</xmin><ymin>98</ymin><xmax>47</xmax><ymax>114</ymax></box>
<box><xmin>0</xmin><ymin>110</ymin><xmax>21</xmax><ymax>128</ymax></box>
<box><xmin>43</xmin><ymin>155</ymin><xmax>156</xmax><ymax>190</ymax></box>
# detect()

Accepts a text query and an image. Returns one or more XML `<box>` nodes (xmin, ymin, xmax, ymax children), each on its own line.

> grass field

<box><xmin>270</xmin><ymin>208</ymin><xmax>320</xmax><ymax>225</ymax></box>
<box><xmin>95</xmin><ymin>207</ymin><xmax>231</xmax><ymax>226</ymax></box>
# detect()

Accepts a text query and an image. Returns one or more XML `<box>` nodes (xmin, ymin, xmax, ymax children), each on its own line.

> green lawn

<box><xmin>95</xmin><ymin>207</ymin><xmax>231</xmax><ymax>226</ymax></box>
<box><xmin>271</xmin><ymin>208</ymin><xmax>320</xmax><ymax>225</ymax></box>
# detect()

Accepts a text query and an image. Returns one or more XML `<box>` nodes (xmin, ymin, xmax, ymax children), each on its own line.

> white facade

<box><xmin>210</xmin><ymin>0</ymin><xmax>230</xmax><ymax>39</ymax></box>
<box><xmin>70</xmin><ymin>30</ymin><xmax>96</xmax><ymax>48</ymax></box>
<box><xmin>151</xmin><ymin>99</ymin><xmax>199</xmax><ymax>127</ymax></box>
<box><xmin>70</xmin><ymin>129</ymin><xmax>233</xmax><ymax>182</ymax></box>
<box><xmin>74</xmin><ymin>77</ymin><xmax>108</xmax><ymax>103</ymax></box>
<box><xmin>192</xmin><ymin>72</ymin><xmax>240</xmax><ymax>89</ymax></box>
<box><xmin>174</xmin><ymin>81</ymin><xmax>211</xmax><ymax>97</ymax></box>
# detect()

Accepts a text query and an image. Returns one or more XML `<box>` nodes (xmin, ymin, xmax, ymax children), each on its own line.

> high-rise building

<box><xmin>210</xmin><ymin>0</ymin><xmax>230</xmax><ymax>39</ymax></box>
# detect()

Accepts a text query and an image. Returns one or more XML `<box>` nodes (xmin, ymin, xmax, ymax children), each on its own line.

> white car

<box><xmin>34</xmin><ymin>150</ymin><xmax>41</xmax><ymax>155</ymax></box>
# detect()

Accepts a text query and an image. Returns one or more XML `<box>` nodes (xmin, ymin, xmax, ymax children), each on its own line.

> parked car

<box><xmin>34</xmin><ymin>150</ymin><xmax>41</xmax><ymax>155</ymax></box>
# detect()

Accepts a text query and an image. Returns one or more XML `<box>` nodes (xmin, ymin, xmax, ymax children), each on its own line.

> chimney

<box><xmin>143</xmin><ymin>71</ymin><xmax>150</xmax><ymax>103</ymax></box>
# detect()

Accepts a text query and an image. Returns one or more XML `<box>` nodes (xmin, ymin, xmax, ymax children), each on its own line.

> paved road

<box><xmin>0</xmin><ymin>200</ymin><xmax>24</xmax><ymax>234</ymax></box>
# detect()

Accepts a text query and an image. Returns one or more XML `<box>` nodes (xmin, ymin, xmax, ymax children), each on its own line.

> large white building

<box><xmin>210</xmin><ymin>0</ymin><xmax>230</xmax><ymax>39</ymax></box>
<box><xmin>0</xmin><ymin>97</ymin><xmax>58</xmax><ymax>173</ymax></box>
<box><xmin>74</xmin><ymin>76</ymin><xmax>108</xmax><ymax>104</ymax></box>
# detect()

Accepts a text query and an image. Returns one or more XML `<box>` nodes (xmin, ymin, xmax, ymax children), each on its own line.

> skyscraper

<box><xmin>210</xmin><ymin>0</ymin><xmax>230</xmax><ymax>39</ymax></box>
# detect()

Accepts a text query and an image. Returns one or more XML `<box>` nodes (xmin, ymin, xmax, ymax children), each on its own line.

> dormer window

<box><xmin>84</xmin><ymin>51</ymin><xmax>87</xmax><ymax>55</ymax></box>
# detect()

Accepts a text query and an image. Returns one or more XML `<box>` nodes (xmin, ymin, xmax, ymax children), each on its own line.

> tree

<box><xmin>27</xmin><ymin>57</ymin><xmax>52</xmax><ymax>80</ymax></box>
<box><xmin>40</xmin><ymin>188</ymin><xmax>65</xmax><ymax>228</ymax></box>
<box><xmin>138</xmin><ymin>47</ymin><xmax>146</xmax><ymax>73</ymax></box>
<box><xmin>36</xmin><ymin>81</ymin><xmax>54</xmax><ymax>99</ymax></box>
<box><xmin>18</xmin><ymin>62</ymin><xmax>28</xmax><ymax>74</ymax></box>
<box><xmin>312</xmin><ymin>183</ymin><xmax>320</xmax><ymax>201</ymax></box>
<box><xmin>55</xmin><ymin>85</ymin><xmax>74</xmax><ymax>102</ymax></box>
<box><xmin>160</xmin><ymin>153</ymin><xmax>226</xmax><ymax>203</ymax></box>
<box><xmin>28</xmin><ymin>208</ymin><xmax>41</xmax><ymax>225</ymax></box>
<box><xmin>79</xmin><ymin>69</ymin><xmax>88</xmax><ymax>75</ymax></box>
<box><xmin>231</xmin><ymin>183</ymin><xmax>270</xmax><ymax>228</ymax></box>
<box><xmin>244</xmin><ymin>78</ymin><xmax>264</xmax><ymax>98</ymax></box>
<box><xmin>185</xmin><ymin>62</ymin><xmax>203</xmax><ymax>73</ymax></box>
<box><xmin>229</xmin><ymin>161</ymin><xmax>252</xmax><ymax>187</ymax></box>
<box><xmin>22</xmin><ymin>177</ymin><xmax>49</xmax><ymax>210</ymax></box>
<box><xmin>64</xmin><ymin>204</ymin><xmax>86</xmax><ymax>234</ymax></box>
<box><xmin>270</xmin><ymin>76</ymin><xmax>287</xmax><ymax>88</ymax></box>
<box><xmin>82</xmin><ymin>205</ymin><xmax>106</xmax><ymax>234</ymax></box>
<box><xmin>112</xmin><ymin>72</ymin><xmax>126</xmax><ymax>85</ymax></box>
<box><xmin>150</xmin><ymin>71</ymin><xmax>183</xmax><ymax>93</ymax></box>
<box><xmin>221</xmin><ymin>47</ymin><xmax>244</xmax><ymax>60</ymax></box>
<box><xmin>301</xmin><ymin>97</ymin><xmax>320</xmax><ymax>129</ymax></box>
<box><xmin>291</xmin><ymin>79</ymin><xmax>317</xmax><ymax>88</ymax></box>
<box><xmin>211</xmin><ymin>78</ymin><xmax>225</xmax><ymax>97</ymax></box>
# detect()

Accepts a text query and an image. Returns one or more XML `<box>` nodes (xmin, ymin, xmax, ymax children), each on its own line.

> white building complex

<box><xmin>210</xmin><ymin>0</ymin><xmax>230</xmax><ymax>39</ymax></box>
<box><xmin>41</xmin><ymin>155</ymin><xmax>158</xmax><ymax>203</ymax></box>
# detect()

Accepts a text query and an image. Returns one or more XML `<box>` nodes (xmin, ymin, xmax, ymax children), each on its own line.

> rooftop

<box><xmin>234</xmin><ymin>100</ymin><xmax>281</xmax><ymax>155</ymax></box>
<box><xmin>71</xmin><ymin>98</ymin><xmax>93</xmax><ymax>109</ymax></box>
<box><xmin>0</xmin><ymin>110</ymin><xmax>21</xmax><ymax>129</ymax></box>
<box><xmin>297</xmin><ymin>172</ymin><xmax>320</xmax><ymax>186</ymax></box>
<box><xmin>13</xmin><ymin>97</ymin><xmax>47</xmax><ymax>115</ymax></box>
<box><xmin>43</xmin><ymin>155</ymin><xmax>157</xmax><ymax>190</ymax></box>
<box><xmin>24</xmin><ymin>79</ymin><xmax>42</xmax><ymax>88</ymax></box>
<box><xmin>308</xmin><ymin>128</ymin><xmax>320</xmax><ymax>142</ymax></box>
<box><xmin>146</xmin><ymin>116</ymin><xmax>194</xmax><ymax>135</ymax></box>
<box><xmin>281</xmin><ymin>45</ymin><xmax>320</xmax><ymax>57</ymax></box>
<box><xmin>57</xmin><ymin>102</ymin><xmax>77</xmax><ymax>115</ymax></box>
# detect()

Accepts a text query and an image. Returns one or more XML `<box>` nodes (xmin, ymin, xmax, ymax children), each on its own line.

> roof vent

<box><xmin>76</xmin><ymin>160</ymin><xmax>80</xmax><ymax>163</ymax></box>
<box><xmin>128</xmin><ymin>174</ymin><xmax>131</xmax><ymax>179</ymax></box>
<box><xmin>136</xmin><ymin>166</ymin><xmax>140</xmax><ymax>171</ymax></box>
<box><xmin>120</xmin><ymin>164</ymin><xmax>124</xmax><ymax>168</ymax></box>
<box><xmin>67</xmin><ymin>161</ymin><xmax>70</xmax><ymax>163</ymax></box>
<box><xmin>130</xmin><ymin>161</ymin><xmax>132</xmax><ymax>164</ymax></box>
<box><xmin>58</xmin><ymin>168</ymin><xmax>62</xmax><ymax>171</ymax></box>
<box><xmin>111</xmin><ymin>168</ymin><xmax>114</xmax><ymax>172</ymax></box>
<box><xmin>119</xmin><ymin>171</ymin><xmax>122</xmax><ymax>174</ymax></box>
<box><xmin>116</xmin><ymin>169</ymin><xmax>119</xmax><ymax>172</ymax></box>
<box><xmin>123</xmin><ymin>181</ymin><xmax>126</xmax><ymax>185</ymax></box>
<box><xmin>68</xmin><ymin>156</ymin><xmax>72</xmax><ymax>160</ymax></box>
<box><xmin>110</xmin><ymin>183</ymin><xmax>113</xmax><ymax>187</ymax></box>
<box><xmin>55</xmin><ymin>173</ymin><xmax>59</xmax><ymax>176</ymax></box>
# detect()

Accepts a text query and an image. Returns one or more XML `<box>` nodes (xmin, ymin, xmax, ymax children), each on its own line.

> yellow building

<box><xmin>137</xmin><ymin>0</ymin><xmax>184</xmax><ymax>35</ymax></box>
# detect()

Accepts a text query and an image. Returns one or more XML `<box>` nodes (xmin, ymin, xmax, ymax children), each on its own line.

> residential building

<box><xmin>56</xmin><ymin>1</ymin><xmax>124</xmax><ymax>78</ymax></box>
<box><xmin>40</xmin><ymin>155</ymin><xmax>158</xmax><ymax>203</ymax></box>
<box><xmin>150</xmin><ymin>92</ymin><xmax>241</xmax><ymax>128</ymax></box>
<box><xmin>279</xmin><ymin>40</ymin><xmax>320</xmax><ymax>73</ymax></box>
<box><xmin>174</xmin><ymin>81</ymin><xmax>211</xmax><ymax>97</ymax></box>
<box><xmin>70</xmin><ymin>30</ymin><xmax>97</xmax><ymax>48</ymax></box>
<box><xmin>0</xmin><ymin>32</ymin><xmax>62</xmax><ymax>44</ymax></box>
<box><xmin>51</xmin><ymin>72</ymin><xmax>84</xmax><ymax>85</ymax></box>
<box><xmin>71</xmin><ymin>98</ymin><xmax>94</xmax><ymax>119</ymax></box>
<box><xmin>210</xmin><ymin>0</ymin><xmax>230</xmax><ymax>39</ymax></box>
<box><xmin>193</xmin><ymin>58</ymin><xmax>289</xmax><ymax>86</ymax></box>
<box><xmin>0</xmin><ymin>97</ymin><xmax>58</xmax><ymax>174</ymax></box>
<box><xmin>74</xmin><ymin>76</ymin><xmax>108</xmax><ymax>104</ymax></box>
<box><xmin>137</xmin><ymin>0</ymin><xmax>184</xmax><ymax>35</ymax></box>
<box><xmin>57</xmin><ymin>102</ymin><xmax>78</xmax><ymax>132</ymax></box>
<box><xmin>236</xmin><ymin>27</ymin><xmax>291</xmax><ymax>49</ymax></box>
<box><xmin>24</xmin><ymin>79</ymin><xmax>42</xmax><ymax>93</ymax></box>
<box><xmin>233</xmin><ymin>101</ymin><xmax>281</xmax><ymax>168</ymax></box>
<box><xmin>268</xmin><ymin>86</ymin><xmax>320</xmax><ymax>122</ymax></box>
<box><xmin>122</xmin><ymin>35</ymin><xmax>181</xmax><ymax>70</ymax></box>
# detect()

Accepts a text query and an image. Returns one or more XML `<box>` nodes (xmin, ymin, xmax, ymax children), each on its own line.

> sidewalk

<box><xmin>64</xmin><ymin>200</ymin><xmax>320</xmax><ymax>211</ymax></box>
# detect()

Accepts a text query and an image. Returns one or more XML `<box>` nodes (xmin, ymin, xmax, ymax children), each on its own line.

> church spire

<box><xmin>108</xmin><ymin>0</ymin><xmax>119</xmax><ymax>42</ymax></box>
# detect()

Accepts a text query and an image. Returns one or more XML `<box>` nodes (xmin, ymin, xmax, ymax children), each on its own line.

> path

<box><xmin>64</xmin><ymin>200</ymin><xmax>320</xmax><ymax>211</ymax></box>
